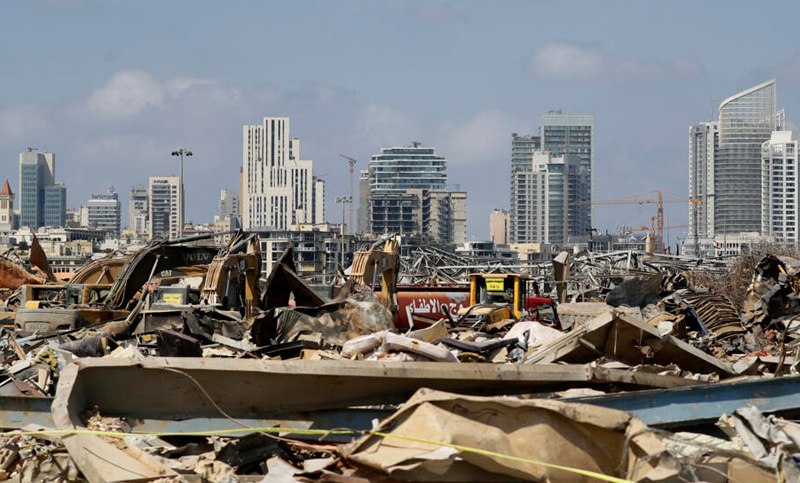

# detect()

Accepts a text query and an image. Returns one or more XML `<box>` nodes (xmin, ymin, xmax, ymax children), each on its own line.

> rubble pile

<box><xmin>0</xmin><ymin>233</ymin><xmax>799</xmax><ymax>482</ymax></box>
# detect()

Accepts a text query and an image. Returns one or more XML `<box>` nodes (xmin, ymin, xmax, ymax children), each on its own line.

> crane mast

<box><xmin>340</xmin><ymin>155</ymin><xmax>358</xmax><ymax>233</ymax></box>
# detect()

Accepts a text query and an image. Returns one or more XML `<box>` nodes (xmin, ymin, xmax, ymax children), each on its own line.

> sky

<box><xmin>3</xmin><ymin>1</ymin><xmax>800</xmax><ymax>244</ymax></box>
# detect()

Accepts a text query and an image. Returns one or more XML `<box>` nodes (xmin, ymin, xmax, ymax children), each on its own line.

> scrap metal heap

<box><xmin>0</xmin><ymin>236</ymin><xmax>798</xmax><ymax>482</ymax></box>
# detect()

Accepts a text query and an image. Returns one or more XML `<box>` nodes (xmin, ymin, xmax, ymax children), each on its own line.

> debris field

<box><xmin>0</xmin><ymin>232</ymin><xmax>799</xmax><ymax>482</ymax></box>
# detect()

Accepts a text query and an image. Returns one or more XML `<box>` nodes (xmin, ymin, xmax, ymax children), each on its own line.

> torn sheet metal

<box><xmin>744</xmin><ymin>254</ymin><xmax>800</xmax><ymax>324</ymax></box>
<box><xmin>525</xmin><ymin>309</ymin><xmax>735</xmax><ymax>376</ymax></box>
<box><xmin>344</xmin><ymin>388</ymin><xmax>773</xmax><ymax>483</ymax></box>
<box><xmin>606</xmin><ymin>273</ymin><xmax>663</xmax><ymax>308</ymax></box>
<box><xmin>342</xmin><ymin>388</ymin><xmax>642</xmax><ymax>482</ymax></box>
<box><xmin>0</xmin><ymin>254</ymin><xmax>44</xmax><ymax>290</ymax></box>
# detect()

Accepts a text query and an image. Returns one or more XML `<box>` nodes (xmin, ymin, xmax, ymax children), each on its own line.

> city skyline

<box><xmin>5</xmin><ymin>2</ymin><xmax>800</xmax><ymax>240</ymax></box>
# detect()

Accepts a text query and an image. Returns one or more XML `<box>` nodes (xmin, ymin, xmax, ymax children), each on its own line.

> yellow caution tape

<box><xmin>0</xmin><ymin>426</ymin><xmax>635</xmax><ymax>483</ymax></box>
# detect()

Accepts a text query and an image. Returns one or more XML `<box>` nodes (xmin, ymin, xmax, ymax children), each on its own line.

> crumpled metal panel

<box><xmin>679</xmin><ymin>291</ymin><xmax>745</xmax><ymax>339</ymax></box>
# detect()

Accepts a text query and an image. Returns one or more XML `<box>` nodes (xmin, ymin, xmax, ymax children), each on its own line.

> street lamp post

<box><xmin>335</xmin><ymin>196</ymin><xmax>352</xmax><ymax>269</ymax></box>
<box><xmin>171</xmin><ymin>149</ymin><xmax>192</xmax><ymax>239</ymax></box>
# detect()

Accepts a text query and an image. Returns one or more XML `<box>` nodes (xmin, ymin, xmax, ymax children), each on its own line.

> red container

<box><xmin>393</xmin><ymin>285</ymin><xmax>470</xmax><ymax>329</ymax></box>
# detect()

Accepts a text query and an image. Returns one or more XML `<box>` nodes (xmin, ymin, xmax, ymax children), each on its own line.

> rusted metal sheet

<box><xmin>0</xmin><ymin>255</ymin><xmax>44</xmax><ymax>290</ymax></box>
<box><xmin>679</xmin><ymin>291</ymin><xmax>745</xmax><ymax>339</ymax></box>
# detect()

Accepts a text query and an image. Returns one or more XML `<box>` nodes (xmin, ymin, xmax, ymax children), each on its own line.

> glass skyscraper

<box><xmin>539</xmin><ymin>112</ymin><xmax>594</xmax><ymax>238</ymax></box>
<box><xmin>19</xmin><ymin>151</ymin><xmax>64</xmax><ymax>228</ymax></box>
<box><xmin>715</xmin><ymin>79</ymin><xmax>784</xmax><ymax>234</ymax></box>
<box><xmin>368</xmin><ymin>143</ymin><xmax>447</xmax><ymax>193</ymax></box>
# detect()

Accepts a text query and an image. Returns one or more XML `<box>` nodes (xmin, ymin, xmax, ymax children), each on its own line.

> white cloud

<box><xmin>81</xmin><ymin>70</ymin><xmax>235</xmax><ymax>120</ymax></box>
<box><xmin>528</xmin><ymin>42</ymin><xmax>704</xmax><ymax>83</ymax></box>
<box><xmin>0</xmin><ymin>104</ymin><xmax>51</xmax><ymax>143</ymax></box>
<box><xmin>409</xmin><ymin>1</ymin><xmax>467</xmax><ymax>24</ymax></box>
<box><xmin>437</xmin><ymin>110</ymin><xmax>521</xmax><ymax>166</ymax></box>
<box><xmin>85</xmin><ymin>70</ymin><xmax>165</xmax><ymax>119</ymax></box>
<box><xmin>353</xmin><ymin>104</ymin><xmax>417</xmax><ymax>148</ymax></box>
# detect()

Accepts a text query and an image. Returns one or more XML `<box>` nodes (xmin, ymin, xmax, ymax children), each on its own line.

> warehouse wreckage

<box><xmin>0</xmin><ymin>232</ymin><xmax>799</xmax><ymax>481</ymax></box>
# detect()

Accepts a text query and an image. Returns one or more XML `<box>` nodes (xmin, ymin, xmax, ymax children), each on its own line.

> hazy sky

<box><xmin>3</xmin><ymin>1</ymin><xmax>800</xmax><ymax>243</ymax></box>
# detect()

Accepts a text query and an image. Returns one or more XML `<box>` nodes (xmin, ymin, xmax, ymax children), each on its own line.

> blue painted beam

<box><xmin>564</xmin><ymin>375</ymin><xmax>800</xmax><ymax>428</ymax></box>
<box><xmin>0</xmin><ymin>396</ymin><xmax>54</xmax><ymax>429</ymax></box>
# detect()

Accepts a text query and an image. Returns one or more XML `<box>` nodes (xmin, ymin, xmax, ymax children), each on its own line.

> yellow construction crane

<box><xmin>340</xmin><ymin>155</ymin><xmax>358</xmax><ymax>233</ymax></box>
<box><xmin>571</xmin><ymin>190</ymin><xmax>701</xmax><ymax>253</ymax></box>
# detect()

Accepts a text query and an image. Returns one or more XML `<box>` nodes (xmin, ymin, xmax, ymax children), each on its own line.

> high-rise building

<box><xmin>511</xmin><ymin>151</ymin><xmax>581</xmax><ymax>245</ymax></box>
<box><xmin>510</xmin><ymin>134</ymin><xmax>540</xmax><ymax>243</ymax></box>
<box><xmin>149</xmin><ymin>176</ymin><xmax>180</xmax><ymax>239</ymax></box>
<box><xmin>539</xmin><ymin>112</ymin><xmax>593</xmax><ymax>237</ymax></box>
<box><xmin>129</xmin><ymin>184</ymin><xmax>149</xmax><ymax>236</ymax></box>
<box><xmin>215</xmin><ymin>189</ymin><xmax>240</xmax><ymax>223</ymax></box>
<box><xmin>688</xmin><ymin>121</ymin><xmax>719</xmax><ymax>241</ymax></box>
<box><xmin>357</xmin><ymin>169</ymin><xmax>370</xmax><ymax>234</ymax></box>
<box><xmin>688</xmin><ymin>80</ymin><xmax>784</xmax><ymax>250</ymax></box>
<box><xmin>19</xmin><ymin>150</ymin><xmax>64</xmax><ymax>228</ymax></box>
<box><xmin>312</xmin><ymin>177</ymin><xmax>325</xmax><ymax>225</ymax></box>
<box><xmin>761</xmin><ymin>131</ymin><xmax>799</xmax><ymax>245</ymax></box>
<box><xmin>242</xmin><ymin>117</ymin><xmax>324</xmax><ymax>230</ymax></box>
<box><xmin>511</xmin><ymin>134</ymin><xmax>541</xmax><ymax>172</ymax></box>
<box><xmin>43</xmin><ymin>183</ymin><xmax>66</xmax><ymax>228</ymax></box>
<box><xmin>426</xmin><ymin>190</ymin><xmax>467</xmax><ymax>245</ymax></box>
<box><xmin>715</xmin><ymin>79</ymin><xmax>783</xmax><ymax>234</ymax></box>
<box><xmin>0</xmin><ymin>179</ymin><xmax>15</xmax><ymax>232</ymax></box>
<box><xmin>369</xmin><ymin>144</ymin><xmax>447</xmax><ymax>192</ymax></box>
<box><xmin>365</xmin><ymin>144</ymin><xmax>465</xmax><ymax>243</ymax></box>
<box><xmin>490</xmin><ymin>209</ymin><xmax>509</xmax><ymax>245</ymax></box>
<box><xmin>86</xmin><ymin>187</ymin><xmax>121</xmax><ymax>237</ymax></box>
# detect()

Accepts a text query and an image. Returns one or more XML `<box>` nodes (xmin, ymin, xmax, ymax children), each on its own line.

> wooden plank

<box><xmin>7</xmin><ymin>334</ymin><xmax>27</xmax><ymax>362</ymax></box>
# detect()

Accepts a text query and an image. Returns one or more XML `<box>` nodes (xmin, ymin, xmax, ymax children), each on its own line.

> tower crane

<box><xmin>570</xmin><ymin>190</ymin><xmax>702</xmax><ymax>253</ymax></box>
<box><xmin>340</xmin><ymin>155</ymin><xmax>357</xmax><ymax>233</ymax></box>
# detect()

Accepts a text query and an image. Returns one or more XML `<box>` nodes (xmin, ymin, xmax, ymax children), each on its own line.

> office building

<box><xmin>364</xmin><ymin>144</ymin><xmax>466</xmax><ymax>243</ymax></box>
<box><xmin>86</xmin><ymin>187</ymin><xmax>121</xmax><ymax>237</ymax></box>
<box><xmin>539</xmin><ymin>112</ymin><xmax>593</xmax><ymax>237</ymax></box>
<box><xmin>19</xmin><ymin>150</ymin><xmax>66</xmax><ymax>228</ymax></box>
<box><xmin>490</xmin><ymin>209</ymin><xmax>509</xmax><ymax>245</ymax></box>
<box><xmin>242</xmin><ymin>117</ymin><xmax>324</xmax><ymax>231</ymax></box>
<box><xmin>511</xmin><ymin>151</ymin><xmax>581</xmax><ymax>245</ymax></box>
<box><xmin>0</xmin><ymin>179</ymin><xmax>15</xmax><ymax>232</ymax></box>
<box><xmin>690</xmin><ymin>80</ymin><xmax>783</xmax><ymax>238</ymax></box>
<box><xmin>716</xmin><ymin>80</ymin><xmax>783</xmax><ymax>234</ymax></box>
<box><xmin>43</xmin><ymin>183</ymin><xmax>66</xmax><ymax>228</ymax></box>
<box><xmin>129</xmin><ymin>184</ymin><xmax>149</xmax><ymax>236</ymax></box>
<box><xmin>149</xmin><ymin>176</ymin><xmax>180</xmax><ymax>239</ymax></box>
<box><xmin>761</xmin><ymin>131</ymin><xmax>799</xmax><ymax>245</ymax></box>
